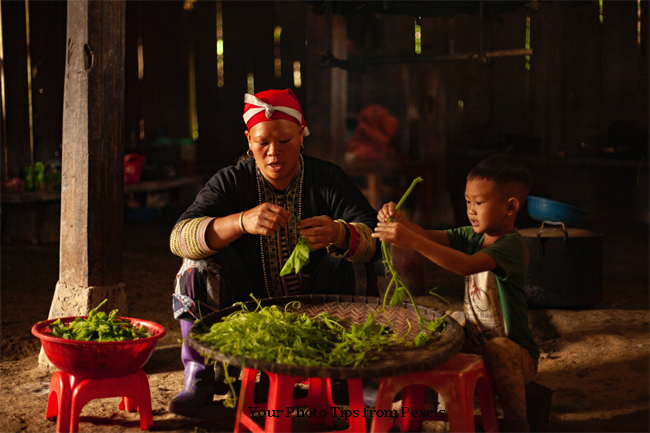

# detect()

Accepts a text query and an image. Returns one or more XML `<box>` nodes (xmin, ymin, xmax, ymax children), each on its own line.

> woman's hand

<box><xmin>377</xmin><ymin>201</ymin><xmax>406</xmax><ymax>223</ymax></box>
<box><xmin>242</xmin><ymin>203</ymin><xmax>291</xmax><ymax>236</ymax></box>
<box><xmin>298</xmin><ymin>216</ymin><xmax>343</xmax><ymax>249</ymax></box>
<box><xmin>372</xmin><ymin>221</ymin><xmax>418</xmax><ymax>250</ymax></box>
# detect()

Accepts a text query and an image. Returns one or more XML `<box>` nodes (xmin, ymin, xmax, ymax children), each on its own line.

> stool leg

<box><xmin>46</xmin><ymin>371</ymin><xmax>72</xmax><ymax>433</ymax></box>
<box><xmin>119</xmin><ymin>397</ymin><xmax>139</xmax><ymax>413</ymax></box>
<box><xmin>370</xmin><ymin>376</ymin><xmax>403</xmax><ymax>433</ymax></box>
<box><xmin>265</xmin><ymin>372</ymin><xmax>299</xmax><ymax>433</ymax></box>
<box><xmin>399</xmin><ymin>384</ymin><xmax>426</xmax><ymax>432</ymax></box>
<box><xmin>326</xmin><ymin>378</ymin><xmax>337</xmax><ymax>407</ymax></box>
<box><xmin>304</xmin><ymin>378</ymin><xmax>334</xmax><ymax>428</ymax></box>
<box><xmin>345</xmin><ymin>379</ymin><xmax>366</xmax><ymax>433</ymax></box>
<box><xmin>438</xmin><ymin>378</ymin><xmax>475</xmax><ymax>433</ymax></box>
<box><xmin>476</xmin><ymin>376</ymin><xmax>499</xmax><ymax>432</ymax></box>
<box><xmin>235</xmin><ymin>368</ymin><xmax>259</xmax><ymax>433</ymax></box>
<box><xmin>115</xmin><ymin>371</ymin><xmax>153</xmax><ymax>430</ymax></box>
<box><xmin>70</xmin><ymin>378</ymin><xmax>95</xmax><ymax>433</ymax></box>
<box><xmin>134</xmin><ymin>369</ymin><xmax>154</xmax><ymax>430</ymax></box>
<box><xmin>46</xmin><ymin>373</ymin><xmax>61</xmax><ymax>420</ymax></box>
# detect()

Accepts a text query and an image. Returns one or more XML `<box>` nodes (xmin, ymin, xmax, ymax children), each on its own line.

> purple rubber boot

<box><xmin>168</xmin><ymin>320</ymin><xmax>214</xmax><ymax>417</ymax></box>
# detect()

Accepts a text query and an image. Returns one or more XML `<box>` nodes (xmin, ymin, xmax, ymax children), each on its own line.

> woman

<box><xmin>168</xmin><ymin>89</ymin><xmax>380</xmax><ymax>416</ymax></box>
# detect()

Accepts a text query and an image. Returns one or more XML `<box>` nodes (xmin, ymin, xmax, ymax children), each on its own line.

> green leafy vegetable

<box><xmin>192</xmin><ymin>294</ymin><xmax>403</xmax><ymax>370</ymax></box>
<box><xmin>192</xmin><ymin>287</ymin><xmax>445</xmax><ymax>406</ymax></box>
<box><xmin>379</xmin><ymin>177</ymin><xmax>449</xmax><ymax>346</ymax></box>
<box><xmin>47</xmin><ymin>299</ymin><xmax>151</xmax><ymax>342</ymax></box>
<box><xmin>280</xmin><ymin>236</ymin><xmax>316</xmax><ymax>276</ymax></box>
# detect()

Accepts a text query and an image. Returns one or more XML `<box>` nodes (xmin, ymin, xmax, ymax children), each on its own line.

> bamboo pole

<box><xmin>25</xmin><ymin>0</ymin><xmax>34</xmax><ymax>167</ymax></box>
<box><xmin>0</xmin><ymin>1</ymin><xmax>8</xmax><ymax>179</ymax></box>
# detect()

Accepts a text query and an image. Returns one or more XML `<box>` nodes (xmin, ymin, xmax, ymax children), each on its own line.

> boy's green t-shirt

<box><xmin>445</xmin><ymin>226</ymin><xmax>539</xmax><ymax>360</ymax></box>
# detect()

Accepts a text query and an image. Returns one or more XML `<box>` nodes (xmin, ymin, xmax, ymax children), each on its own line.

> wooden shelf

<box><xmin>2</xmin><ymin>175</ymin><xmax>207</xmax><ymax>205</ymax></box>
<box><xmin>124</xmin><ymin>175</ymin><xmax>205</xmax><ymax>194</ymax></box>
<box><xmin>1</xmin><ymin>190</ymin><xmax>62</xmax><ymax>204</ymax></box>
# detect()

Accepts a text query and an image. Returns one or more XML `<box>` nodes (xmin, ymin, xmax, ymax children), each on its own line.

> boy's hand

<box><xmin>377</xmin><ymin>202</ymin><xmax>406</xmax><ymax>223</ymax></box>
<box><xmin>372</xmin><ymin>222</ymin><xmax>418</xmax><ymax>249</ymax></box>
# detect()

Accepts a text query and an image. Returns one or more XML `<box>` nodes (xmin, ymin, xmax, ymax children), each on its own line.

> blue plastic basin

<box><xmin>527</xmin><ymin>196</ymin><xmax>589</xmax><ymax>227</ymax></box>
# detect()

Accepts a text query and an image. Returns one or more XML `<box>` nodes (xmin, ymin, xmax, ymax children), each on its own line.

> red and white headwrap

<box><xmin>243</xmin><ymin>89</ymin><xmax>310</xmax><ymax>136</ymax></box>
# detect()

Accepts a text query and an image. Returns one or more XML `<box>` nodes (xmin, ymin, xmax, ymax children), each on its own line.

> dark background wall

<box><xmin>2</xmin><ymin>0</ymin><xmax>67</xmax><ymax>173</ymax></box>
<box><xmin>1</xmin><ymin>0</ymin><xmax>648</xmax><ymax>227</ymax></box>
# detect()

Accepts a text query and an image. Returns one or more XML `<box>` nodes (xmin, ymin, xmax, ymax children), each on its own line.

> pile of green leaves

<box><xmin>48</xmin><ymin>299</ymin><xmax>151</xmax><ymax>342</ymax></box>
<box><xmin>280</xmin><ymin>237</ymin><xmax>315</xmax><ymax>276</ymax></box>
<box><xmin>378</xmin><ymin>177</ymin><xmax>449</xmax><ymax>346</ymax></box>
<box><xmin>192</xmin><ymin>297</ymin><xmax>402</xmax><ymax>370</ymax></box>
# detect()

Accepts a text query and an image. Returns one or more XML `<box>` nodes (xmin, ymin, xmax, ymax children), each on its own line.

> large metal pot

<box><xmin>520</xmin><ymin>222</ymin><xmax>603</xmax><ymax>309</ymax></box>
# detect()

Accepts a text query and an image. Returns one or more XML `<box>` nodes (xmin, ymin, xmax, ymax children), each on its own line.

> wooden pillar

<box><xmin>329</xmin><ymin>15</ymin><xmax>347</xmax><ymax>164</ymax></box>
<box><xmin>40</xmin><ymin>0</ymin><xmax>126</xmax><ymax>367</ymax></box>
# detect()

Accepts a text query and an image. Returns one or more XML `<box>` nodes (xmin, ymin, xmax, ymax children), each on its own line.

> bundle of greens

<box><xmin>378</xmin><ymin>177</ymin><xmax>449</xmax><ymax>346</ymax></box>
<box><xmin>280</xmin><ymin>237</ymin><xmax>315</xmax><ymax>276</ymax></box>
<box><xmin>48</xmin><ymin>299</ymin><xmax>151</xmax><ymax>342</ymax></box>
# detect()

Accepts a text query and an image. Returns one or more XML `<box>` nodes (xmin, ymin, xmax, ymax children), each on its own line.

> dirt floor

<box><xmin>1</xmin><ymin>214</ymin><xmax>648</xmax><ymax>433</ymax></box>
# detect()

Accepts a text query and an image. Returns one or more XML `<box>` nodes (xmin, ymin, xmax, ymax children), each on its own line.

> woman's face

<box><xmin>245</xmin><ymin>119</ymin><xmax>304</xmax><ymax>190</ymax></box>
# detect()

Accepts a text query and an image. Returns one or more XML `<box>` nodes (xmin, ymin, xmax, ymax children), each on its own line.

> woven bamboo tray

<box><xmin>188</xmin><ymin>294</ymin><xmax>464</xmax><ymax>380</ymax></box>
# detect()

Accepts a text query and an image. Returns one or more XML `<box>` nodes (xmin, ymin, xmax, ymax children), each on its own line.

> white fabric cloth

<box><xmin>243</xmin><ymin>94</ymin><xmax>310</xmax><ymax>136</ymax></box>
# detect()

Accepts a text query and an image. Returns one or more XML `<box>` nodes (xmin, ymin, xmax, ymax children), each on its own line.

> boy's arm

<box><xmin>423</xmin><ymin>229</ymin><xmax>451</xmax><ymax>246</ymax></box>
<box><xmin>377</xmin><ymin>202</ymin><xmax>450</xmax><ymax>246</ymax></box>
<box><xmin>372</xmin><ymin>222</ymin><xmax>497</xmax><ymax>276</ymax></box>
<box><xmin>416</xmin><ymin>235</ymin><xmax>497</xmax><ymax>276</ymax></box>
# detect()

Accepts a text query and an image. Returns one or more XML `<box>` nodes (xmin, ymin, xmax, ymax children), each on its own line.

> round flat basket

<box><xmin>188</xmin><ymin>295</ymin><xmax>464</xmax><ymax>380</ymax></box>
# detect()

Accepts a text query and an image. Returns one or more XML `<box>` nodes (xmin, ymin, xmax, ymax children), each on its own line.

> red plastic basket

<box><xmin>32</xmin><ymin>317</ymin><xmax>166</xmax><ymax>379</ymax></box>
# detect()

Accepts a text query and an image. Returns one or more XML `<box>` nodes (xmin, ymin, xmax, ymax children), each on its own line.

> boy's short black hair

<box><xmin>467</xmin><ymin>154</ymin><xmax>532</xmax><ymax>199</ymax></box>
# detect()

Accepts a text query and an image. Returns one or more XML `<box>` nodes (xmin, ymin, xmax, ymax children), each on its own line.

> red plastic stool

<box><xmin>370</xmin><ymin>353</ymin><xmax>499</xmax><ymax>433</ymax></box>
<box><xmin>234</xmin><ymin>367</ymin><xmax>366</xmax><ymax>433</ymax></box>
<box><xmin>45</xmin><ymin>368</ymin><xmax>154</xmax><ymax>433</ymax></box>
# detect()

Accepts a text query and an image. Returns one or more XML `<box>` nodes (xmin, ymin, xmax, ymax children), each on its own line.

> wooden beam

<box><xmin>322</xmin><ymin>48</ymin><xmax>534</xmax><ymax>72</ymax></box>
<box><xmin>43</xmin><ymin>0</ymin><xmax>127</xmax><ymax>333</ymax></box>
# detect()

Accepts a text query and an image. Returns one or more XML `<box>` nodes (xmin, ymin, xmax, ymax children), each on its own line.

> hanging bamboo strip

<box><xmin>0</xmin><ymin>1</ymin><xmax>8</xmax><ymax>179</ymax></box>
<box><xmin>25</xmin><ymin>0</ymin><xmax>34</xmax><ymax>167</ymax></box>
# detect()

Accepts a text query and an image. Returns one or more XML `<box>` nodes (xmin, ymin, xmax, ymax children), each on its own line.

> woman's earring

<box><xmin>300</xmin><ymin>144</ymin><xmax>304</xmax><ymax>153</ymax></box>
<box><xmin>247</xmin><ymin>149</ymin><xmax>253</xmax><ymax>158</ymax></box>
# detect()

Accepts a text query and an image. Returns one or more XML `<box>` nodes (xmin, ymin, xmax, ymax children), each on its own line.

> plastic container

<box><xmin>32</xmin><ymin>316</ymin><xmax>165</xmax><ymax>379</ymax></box>
<box><xmin>124</xmin><ymin>154</ymin><xmax>145</xmax><ymax>185</ymax></box>
<box><xmin>44</xmin><ymin>159</ymin><xmax>62</xmax><ymax>190</ymax></box>
<box><xmin>24</xmin><ymin>165</ymin><xmax>35</xmax><ymax>191</ymax></box>
<box><xmin>527</xmin><ymin>196</ymin><xmax>589</xmax><ymax>227</ymax></box>
<box><xmin>34</xmin><ymin>161</ymin><xmax>45</xmax><ymax>191</ymax></box>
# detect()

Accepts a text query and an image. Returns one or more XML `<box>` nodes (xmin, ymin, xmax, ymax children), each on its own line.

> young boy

<box><xmin>372</xmin><ymin>154</ymin><xmax>539</xmax><ymax>432</ymax></box>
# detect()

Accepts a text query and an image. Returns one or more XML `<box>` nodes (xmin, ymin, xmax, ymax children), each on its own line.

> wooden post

<box><xmin>40</xmin><ymin>0</ymin><xmax>126</xmax><ymax>367</ymax></box>
<box><xmin>329</xmin><ymin>14</ymin><xmax>347</xmax><ymax>164</ymax></box>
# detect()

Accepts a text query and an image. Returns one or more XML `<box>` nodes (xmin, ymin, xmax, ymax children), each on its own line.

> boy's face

<box><xmin>465</xmin><ymin>178</ymin><xmax>512</xmax><ymax>237</ymax></box>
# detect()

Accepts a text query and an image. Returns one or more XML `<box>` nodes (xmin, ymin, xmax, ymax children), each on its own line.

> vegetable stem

<box><xmin>379</xmin><ymin>176</ymin><xmax>448</xmax><ymax>338</ymax></box>
<box><xmin>389</xmin><ymin>177</ymin><xmax>424</xmax><ymax>222</ymax></box>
